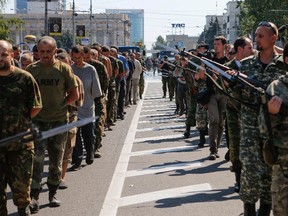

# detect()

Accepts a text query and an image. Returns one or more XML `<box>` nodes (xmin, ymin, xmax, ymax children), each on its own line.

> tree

<box><xmin>0</xmin><ymin>16</ymin><xmax>24</xmax><ymax>42</ymax></box>
<box><xmin>56</xmin><ymin>30</ymin><xmax>73</xmax><ymax>50</ymax></box>
<box><xmin>238</xmin><ymin>0</ymin><xmax>288</xmax><ymax>37</ymax></box>
<box><xmin>152</xmin><ymin>35</ymin><xmax>167</xmax><ymax>50</ymax></box>
<box><xmin>198</xmin><ymin>18</ymin><xmax>222</xmax><ymax>49</ymax></box>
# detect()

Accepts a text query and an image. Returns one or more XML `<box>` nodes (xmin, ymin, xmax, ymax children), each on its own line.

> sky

<box><xmin>5</xmin><ymin>0</ymin><xmax>231</xmax><ymax>48</ymax></box>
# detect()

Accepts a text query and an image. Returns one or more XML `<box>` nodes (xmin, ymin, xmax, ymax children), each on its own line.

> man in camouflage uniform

<box><xmin>238</xmin><ymin>22</ymin><xmax>286</xmax><ymax>216</ymax></box>
<box><xmin>136</xmin><ymin>52</ymin><xmax>145</xmax><ymax>100</ymax></box>
<box><xmin>180</xmin><ymin>56</ymin><xmax>197</xmax><ymax>138</ymax></box>
<box><xmin>225</xmin><ymin>36</ymin><xmax>254</xmax><ymax>193</ymax></box>
<box><xmin>83</xmin><ymin>47</ymin><xmax>109</xmax><ymax>158</ymax></box>
<box><xmin>102</xmin><ymin>46</ymin><xmax>119</xmax><ymax>130</ymax></box>
<box><xmin>159</xmin><ymin>56</ymin><xmax>171</xmax><ymax>98</ymax></box>
<box><xmin>0</xmin><ymin>40</ymin><xmax>42</xmax><ymax>216</ymax></box>
<box><xmin>26</xmin><ymin>36</ymin><xmax>79</xmax><ymax>213</ymax></box>
<box><xmin>265</xmin><ymin>66</ymin><xmax>288</xmax><ymax>216</ymax></box>
<box><xmin>185</xmin><ymin>44</ymin><xmax>209</xmax><ymax>146</ymax></box>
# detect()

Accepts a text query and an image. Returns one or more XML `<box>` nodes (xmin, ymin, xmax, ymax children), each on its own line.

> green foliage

<box><xmin>197</xmin><ymin>18</ymin><xmax>222</xmax><ymax>49</ymax></box>
<box><xmin>57</xmin><ymin>30</ymin><xmax>74</xmax><ymax>50</ymax></box>
<box><xmin>238</xmin><ymin>0</ymin><xmax>288</xmax><ymax>37</ymax></box>
<box><xmin>0</xmin><ymin>16</ymin><xmax>24</xmax><ymax>42</ymax></box>
<box><xmin>152</xmin><ymin>35</ymin><xmax>167</xmax><ymax>50</ymax></box>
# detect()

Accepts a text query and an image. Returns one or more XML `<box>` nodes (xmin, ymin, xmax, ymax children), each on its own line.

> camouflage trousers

<box><xmin>226</xmin><ymin>106</ymin><xmax>241</xmax><ymax>172</ymax></box>
<box><xmin>63</xmin><ymin>115</ymin><xmax>78</xmax><ymax>164</ymax></box>
<box><xmin>95</xmin><ymin>96</ymin><xmax>106</xmax><ymax>150</ymax></box>
<box><xmin>0</xmin><ymin>147</ymin><xmax>34</xmax><ymax>215</ymax></box>
<box><xmin>196</xmin><ymin>103</ymin><xmax>208</xmax><ymax>130</ymax></box>
<box><xmin>185</xmin><ymin>91</ymin><xmax>197</xmax><ymax>126</ymax></box>
<box><xmin>31</xmin><ymin>120</ymin><xmax>67</xmax><ymax>190</ymax></box>
<box><xmin>271</xmin><ymin>149</ymin><xmax>288</xmax><ymax>216</ymax></box>
<box><xmin>272</xmin><ymin>165</ymin><xmax>288</xmax><ymax>216</ymax></box>
<box><xmin>169</xmin><ymin>77</ymin><xmax>177</xmax><ymax>100</ymax></box>
<box><xmin>139</xmin><ymin>73</ymin><xmax>145</xmax><ymax>98</ymax></box>
<box><xmin>162</xmin><ymin>77</ymin><xmax>170</xmax><ymax>96</ymax></box>
<box><xmin>107</xmin><ymin>81</ymin><xmax>116</xmax><ymax>126</ymax></box>
<box><xmin>239</xmin><ymin>126</ymin><xmax>272</xmax><ymax>204</ymax></box>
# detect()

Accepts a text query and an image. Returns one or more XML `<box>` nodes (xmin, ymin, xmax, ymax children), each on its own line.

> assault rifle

<box><xmin>0</xmin><ymin>117</ymin><xmax>97</xmax><ymax>148</ymax></box>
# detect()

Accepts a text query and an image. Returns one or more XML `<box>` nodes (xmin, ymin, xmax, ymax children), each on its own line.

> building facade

<box><xmin>3</xmin><ymin>12</ymin><xmax>130</xmax><ymax>46</ymax></box>
<box><xmin>106</xmin><ymin>9</ymin><xmax>144</xmax><ymax>46</ymax></box>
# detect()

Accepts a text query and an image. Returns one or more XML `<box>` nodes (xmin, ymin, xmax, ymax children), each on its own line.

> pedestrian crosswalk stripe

<box><xmin>129</xmin><ymin>145</ymin><xmax>197</xmax><ymax>157</ymax></box>
<box><xmin>137</xmin><ymin>125</ymin><xmax>185</xmax><ymax>132</ymax></box>
<box><xmin>141</xmin><ymin>108</ymin><xmax>176</xmax><ymax>112</ymax></box>
<box><xmin>125</xmin><ymin>161</ymin><xmax>202</xmax><ymax>177</ymax></box>
<box><xmin>118</xmin><ymin>183</ymin><xmax>212</xmax><ymax>207</ymax></box>
<box><xmin>140</xmin><ymin>113</ymin><xmax>175</xmax><ymax>117</ymax></box>
<box><xmin>134</xmin><ymin>133</ymin><xmax>197</xmax><ymax>143</ymax></box>
<box><xmin>138</xmin><ymin>118</ymin><xmax>185</xmax><ymax>124</ymax></box>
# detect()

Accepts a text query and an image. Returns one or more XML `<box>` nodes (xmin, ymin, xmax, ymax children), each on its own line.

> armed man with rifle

<box><xmin>224</xmin><ymin>36</ymin><xmax>254</xmax><ymax>193</ymax></box>
<box><xmin>199</xmin><ymin>36</ymin><xmax>229</xmax><ymax>160</ymax></box>
<box><xmin>263</xmin><ymin>41</ymin><xmax>288</xmax><ymax>216</ymax></box>
<box><xmin>232</xmin><ymin>22</ymin><xmax>286</xmax><ymax>216</ymax></box>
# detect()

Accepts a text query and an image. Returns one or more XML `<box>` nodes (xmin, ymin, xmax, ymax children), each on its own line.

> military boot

<box><xmin>244</xmin><ymin>203</ymin><xmax>256</xmax><ymax>216</ymax></box>
<box><xmin>234</xmin><ymin>171</ymin><xmax>241</xmax><ymax>193</ymax></box>
<box><xmin>29</xmin><ymin>188</ymin><xmax>40</xmax><ymax>213</ymax></box>
<box><xmin>47</xmin><ymin>183</ymin><xmax>61</xmax><ymax>207</ymax></box>
<box><xmin>183</xmin><ymin>124</ymin><xmax>191</xmax><ymax>138</ymax></box>
<box><xmin>198</xmin><ymin>130</ymin><xmax>206</xmax><ymax>148</ymax></box>
<box><xmin>258</xmin><ymin>201</ymin><xmax>271</xmax><ymax>216</ymax></box>
<box><xmin>18</xmin><ymin>206</ymin><xmax>30</xmax><ymax>216</ymax></box>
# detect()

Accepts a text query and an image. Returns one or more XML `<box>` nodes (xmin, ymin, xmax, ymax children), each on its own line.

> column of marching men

<box><xmin>1</xmin><ymin>20</ymin><xmax>288</xmax><ymax>216</ymax></box>
<box><xmin>0</xmin><ymin>36</ymin><xmax>147</xmax><ymax>216</ymax></box>
<box><xmin>158</xmin><ymin>21</ymin><xmax>288</xmax><ymax>216</ymax></box>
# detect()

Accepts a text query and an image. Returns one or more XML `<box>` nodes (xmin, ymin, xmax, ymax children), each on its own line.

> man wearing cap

<box><xmin>238</xmin><ymin>22</ymin><xmax>286</xmax><ymax>215</ymax></box>
<box><xmin>159</xmin><ymin>56</ymin><xmax>172</xmax><ymax>98</ymax></box>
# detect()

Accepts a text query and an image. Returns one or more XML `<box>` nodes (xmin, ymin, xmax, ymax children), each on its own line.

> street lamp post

<box><xmin>44</xmin><ymin>0</ymin><xmax>48</xmax><ymax>36</ymax></box>
<box><xmin>72</xmin><ymin>0</ymin><xmax>76</xmax><ymax>45</ymax></box>
<box><xmin>11</xmin><ymin>8</ymin><xmax>24</xmax><ymax>43</ymax></box>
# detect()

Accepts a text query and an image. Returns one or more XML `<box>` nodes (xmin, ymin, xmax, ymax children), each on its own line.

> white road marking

<box><xmin>141</xmin><ymin>108</ymin><xmax>175</xmax><ymax>112</ymax></box>
<box><xmin>140</xmin><ymin>113</ymin><xmax>176</xmax><ymax>118</ymax></box>
<box><xmin>134</xmin><ymin>133</ymin><xmax>198</xmax><ymax>143</ymax></box>
<box><xmin>118</xmin><ymin>183</ymin><xmax>212</xmax><ymax>207</ymax></box>
<box><xmin>99</xmin><ymin>85</ymin><xmax>146</xmax><ymax>216</ymax></box>
<box><xmin>138</xmin><ymin>118</ymin><xmax>185</xmax><ymax>124</ymax></box>
<box><xmin>129</xmin><ymin>145</ymin><xmax>197</xmax><ymax>157</ymax></box>
<box><xmin>137</xmin><ymin>125</ymin><xmax>185</xmax><ymax>132</ymax></box>
<box><xmin>125</xmin><ymin>161</ymin><xmax>202</xmax><ymax>177</ymax></box>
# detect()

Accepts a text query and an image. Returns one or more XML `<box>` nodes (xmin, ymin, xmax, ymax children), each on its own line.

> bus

<box><xmin>118</xmin><ymin>46</ymin><xmax>140</xmax><ymax>53</ymax></box>
<box><xmin>158</xmin><ymin>50</ymin><xmax>176</xmax><ymax>61</ymax></box>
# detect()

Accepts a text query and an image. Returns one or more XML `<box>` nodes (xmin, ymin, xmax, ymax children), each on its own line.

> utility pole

<box><xmin>90</xmin><ymin>0</ymin><xmax>93</xmax><ymax>44</ymax></box>
<box><xmin>72</xmin><ymin>0</ymin><xmax>75</xmax><ymax>45</ymax></box>
<box><xmin>44</xmin><ymin>0</ymin><xmax>48</xmax><ymax>35</ymax></box>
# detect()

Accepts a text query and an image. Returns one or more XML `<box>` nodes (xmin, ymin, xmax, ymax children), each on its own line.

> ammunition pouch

<box><xmin>262</xmin><ymin>139</ymin><xmax>278</xmax><ymax>166</ymax></box>
<box><xmin>196</xmin><ymin>88</ymin><xmax>211</xmax><ymax>105</ymax></box>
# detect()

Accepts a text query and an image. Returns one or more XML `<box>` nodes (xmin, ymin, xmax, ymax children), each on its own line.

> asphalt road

<box><xmin>7</xmin><ymin>73</ymin><xmax>244</xmax><ymax>216</ymax></box>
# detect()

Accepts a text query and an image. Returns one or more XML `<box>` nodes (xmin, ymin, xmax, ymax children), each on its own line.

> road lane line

<box><xmin>129</xmin><ymin>145</ymin><xmax>197</xmax><ymax>157</ymax></box>
<box><xmin>134</xmin><ymin>133</ymin><xmax>198</xmax><ymax>143</ymax></box>
<box><xmin>137</xmin><ymin>125</ymin><xmax>185</xmax><ymax>132</ymax></box>
<box><xmin>118</xmin><ymin>183</ymin><xmax>212</xmax><ymax>207</ymax></box>
<box><xmin>125</xmin><ymin>161</ymin><xmax>202</xmax><ymax>177</ymax></box>
<box><xmin>99</xmin><ymin>86</ymin><xmax>146</xmax><ymax>216</ymax></box>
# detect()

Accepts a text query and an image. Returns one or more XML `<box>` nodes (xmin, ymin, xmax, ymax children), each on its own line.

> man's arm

<box><xmin>66</xmin><ymin>87</ymin><xmax>79</xmax><ymax>105</ymax></box>
<box><xmin>30</xmin><ymin>108</ymin><xmax>41</xmax><ymax>118</ymax></box>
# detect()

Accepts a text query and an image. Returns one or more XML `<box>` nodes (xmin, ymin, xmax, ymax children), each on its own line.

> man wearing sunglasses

<box><xmin>238</xmin><ymin>22</ymin><xmax>287</xmax><ymax>216</ymax></box>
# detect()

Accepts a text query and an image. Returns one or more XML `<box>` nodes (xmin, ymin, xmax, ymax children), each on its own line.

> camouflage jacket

<box><xmin>88</xmin><ymin>59</ymin><xmax>109</xmax><ymax>94</ymax></box>
<box><xmin>240</xmin><ymin>51</ymin><xmax>286</xmax><ymax>127</ymax></box>
<box><xmin>264</xmin><ymin>73</ymin><xmax>288</xmax><ymax>149</ymax></box>
<box><xmin>0</xmin><ymin>67</ymin><xmax>42</xmax><ymax>151</ymax></box>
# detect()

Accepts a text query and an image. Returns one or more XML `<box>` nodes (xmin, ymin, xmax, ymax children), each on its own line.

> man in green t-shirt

<box><xmin>26</xmin><ymin>36</ymin><xmax>79</xmax><ymax>213</ymax></box>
